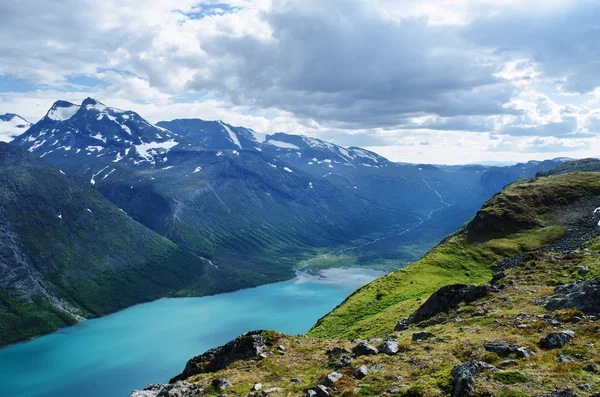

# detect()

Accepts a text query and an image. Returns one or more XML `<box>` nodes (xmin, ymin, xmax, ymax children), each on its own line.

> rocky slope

<box><xmin>0</xmin><ymin>143</ymin><xmax>225</xmax><ymax>347</ymax></box>
<box><xmin>131</xmin><ymin>171</ymin><xmax>600</xmax><ymax>397</ymax></box>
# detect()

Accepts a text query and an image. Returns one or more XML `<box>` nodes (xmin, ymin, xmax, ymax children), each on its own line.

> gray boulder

<box><xmin>546</xmin><ymin>278</ymin><xmax>600</xmax><ymax>314</ymax></box>
<box><xmin>334</xmin><ymin>355</ymin><xmax>354</xmax><ymax>369</ymax></box>
<box><xmin>352</xmin><ymin>341</ymin><xmax>378</xmax><ymax>356</ymax></box>
<box><xmin>170</xmin><ymin>330</ymin><xmax>270</xmax><ymax>382</ymax></box>
<box><xmin>323</xmin><ymin>372</ymin><xmax>342</xmax><ymax>386</ymax></box>
<box><xmin>129</xmin><ymin>382</ymin><xmax>202</xmax><ymax>397</ymax></box>
<box><xmin>308</xmin><ymin>385</ymin><xmax>329</xmax><ymax>397</ymax></box>
<box><xmin>450</xmin><ymin>361</ymin><xmax>496</xmax><ymax>397</ymax></box>
<box><xmin>538</xmin><ymin>392</ymin><xmax>579</xmax><ymax>397</ymax></box>
<box><xmin>380</xmin><ymin>340</ymin><xmax>399</xmax><ymax>355</ymax></box>
<box><xmin>484</xmin><ymin>340</ymin><xmax>534</xmax><ymax>358</ymax></box>
<box><xmin>540</xmin><ymin>330</ymin><xmax>575</xmax><ymax>349</ymax></box>
<box><xmin>212</xmin><ymin>378</ymin><xmax>232</xmax><ymax>390</ymax></box>
<box><xmin>356</xmin><ymin>365</ymin><xmax>368</xmax><ymax>379</ymax></box>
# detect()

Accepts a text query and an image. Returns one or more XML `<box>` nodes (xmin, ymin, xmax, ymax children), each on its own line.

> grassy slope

<box><xmin>309</xmin><ymin>173</ymin><xmax>600</xmax><ymax>339</ymax></box>
<box><xmin>166</xmin><ymin>172</ymin><xmax>600</xmax><ymax>396</ymax></box>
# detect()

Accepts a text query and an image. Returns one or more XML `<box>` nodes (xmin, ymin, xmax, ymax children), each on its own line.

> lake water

<box><xmin>0</xmin><ymin>268</ymin><xmax>385</xmax><ymax>397</ymax></box>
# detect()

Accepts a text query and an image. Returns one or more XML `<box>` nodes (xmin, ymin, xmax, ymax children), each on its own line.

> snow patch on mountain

<box><xmin>0</xmin><ymin>113</ymin><xmax>31</xmax><ymax>142</ymax></box>
<box><xmin>268</xmin><ymin>140</ymin><xmax>300</xmax><ymax>149</ymax></box>
<box><xmin>219</xmin><ymin>121</ymin><xmax>241</xmax><ymax>148</ymax></box>
<box><xmin>47</xmin><ymin>103</ymin><xmax>80</xmax><ymax>121</ymax></box>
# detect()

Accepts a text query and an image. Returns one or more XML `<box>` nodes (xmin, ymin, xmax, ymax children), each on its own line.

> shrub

<box><xmin>493</xmin><ymin>371</ymin><xmax>528</xmax><ymax>384</ymax></box>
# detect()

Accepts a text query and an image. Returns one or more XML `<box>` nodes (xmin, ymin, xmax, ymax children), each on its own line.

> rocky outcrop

<box><xmin>352</xmin><ymin>341</ymin><xmax>378</xmax><ymax>356</ymax></box>
<box><xmin>537</xmin><ymin>392</ymin><xmax>579</xmax><ymax>397</ymax></box>
<box><xmin>412</xmin><ymin>332</ymin><xmax>436</xmax><ymax>342</ymax></box>
<box><xmin>484</xmin><ymin>340</ymin><xmax>534</xmax><ymax>358</ymax></box>
<box><xmin>396</xmin><ymin>284</ymin><xmax>494</xmax><ymax>329</ymax></box>
<box><xmin>540</xmin><ymin>331</ymin><xmax>575</xmax><ymax>349</ymax></box>
<box><xmin>450</xmin><ymin>361</ymin><xmax>496</xmax><ymax>397</ymax></box>
<box><xmin>129</xmin><ymin>382</ymin><xmax>203</xmax><ymax>397</ymax></box>
<box><xmin>379</xmin><ymin>339</ymin><xmax>399</xmax><ymax>355</ymax></box>
<box><xmin>545</xmin><ymin>278</ymin><xmax>600</xmax><ymax>314</ymax></box>
<box><xmin>170</xmin><ymin>331</ymin><xmax>270</xmax><ymax>382</ymax></box>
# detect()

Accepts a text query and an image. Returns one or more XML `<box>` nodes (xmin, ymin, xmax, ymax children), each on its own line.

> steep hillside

<box><xmin>0</xmin><ymin>143</ymin><xmax>223</xmax><ymax>347</ymax></box>
<box><xmin>133</xmin><ymin>172</ymin><xmax>600</xmax><ymax>397</ymax></box>
<box><xmin>536</xmin><ymin>158</ymin><xmax>600</xmax><ymax>177</ymax></box>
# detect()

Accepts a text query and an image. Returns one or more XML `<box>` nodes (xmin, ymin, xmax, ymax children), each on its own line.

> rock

<box><xmin>584</xmin><ymin>363</ymin><xmax>599</xmax><ymax>373</ymax></box>
<box><xmin>516</xmin><ymin>346</ymin><xmax>535</xmax><ymax>358</ymax></box>
<box><xmin>309</xmin><ymin>385</ymin><xmax>329</xmax><ymax>397</ymax></box>
<box><xmin>380</xmin><ymin>340</ymin><xmax>399</xmax><ymax>354</ymax></box>
<box><xmin>577</xmin><ymin>383</ymin><xmax>592</xmax><ymax>392</ymax></box>
<box><xmin>499</xmin><ymin>360</ymin><xmax>518</xmax><ymax>368</ymax></box>
<box><xmin>450</xmin><ymin>361</ymin><xmax>496</xmax><ymax>397</ymax></box>
<box><xmin>334</xmin><ymin>355</ymin><xmax>354</xmax><ymax>369</ymax></box>
<box><xmin>323</xmin><ymin>372</ymin><xmax>342</xmax><ymax>386</ymax></box>
<box><xmin>484</xmin><ymin>340</ymin><xmax>517</xmax><ymax>356</ymax></box>
<box><xmin>290</xmin><ymin>378</ymin><xmax>300</xmax><ymax>383</ymax></box>
<box><xmin>412</xmin><ymin>332</ymin><xmax>436</xmax><ymax>341</ymax></box>
<box><xmin>327</xmin><ymin>346</ymin><xmax>348</xmax><ymax>357</ymax></box>
<box><xmin>352</xmin><ymin>341</ymin><xmax>378</xmax><ymax>356</ymax></box>
<box><xmin>540</xmin><ymin>330</ymin><xmax>575</xmax><ymax>349</ymax></box>
<box><xmin>305</xmin><ymin>390</ymin><xmax>317</xmax><ymax>397</ymax></box>
<box><xmin>538</xmin><ymin>392</ymin><xmax>579</xmax><ymax>397</ymax></box>
<box><xmin>212</xmin><ymin>378</ymin><xmax>232</xmax><ymax>390</ymax></box>
<box><xmin>546</xmin><ymin>278</ymin><xmax>600</xmax><ymax>315</ymax></box>
<box><xmin>405</xmin><ymin>284</ymin><xmax>495</xmax><ymax>325</ymax></box>
<box><xmin>277</xmin><ymin>345</ymin><xmax>286</xmax><ymax>352</ymax></box>
<box><xmin>170</xmin><ymin>330</ymin><xmax>270</xmax><ymax>382</ymax></box>
<box><xmin>253</xmin><ymin>383</ymin><xmax>263</xmax><ymax>391</ymax></box>
<box><xmin>356</xmin><ymin>365</ymin><xmax>368</xmax><ymax>379</ymax></box>
<box><xmin>578</xmin><ymin>266</ymin><xmax>589</xmax><ymax>275</ymax></box>
<box><xmin>556</xmin><ymin>355</ymin><xmax>575</xmax><ymax>363</ymax></box>
<box><xmin>394</xmin><ymin>318</ymin><xmax>409</xmax><ymax>331</ymax></box>
<box><xmin>263</xmin><ymin>387</ymin><xmax>284</xmax><ymax>395</ymax></box>
<box><xmin>371</xmin><ymin>364</ymin><xmax>384</xmax><ymax>372</ymax></box>
<box><xmin>129</xmin><ymin>382</ymin><xmax>203</xmax><ymax>397</ymax></box>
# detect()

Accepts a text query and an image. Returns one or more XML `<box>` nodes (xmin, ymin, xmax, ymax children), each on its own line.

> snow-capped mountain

<box><xmin>157</xmin><ymin>119</ymin><xmax>388</xmax><ymax>170</ymax></box>
<box><xmin>0</xmin><ymin>113</ymin><xmax>31</xmax><ymax>142</ymax></box>
<box><xmin>13</xmin><ymin>98</ymin><xmax>180</xmax><ymax>168</ymax></box>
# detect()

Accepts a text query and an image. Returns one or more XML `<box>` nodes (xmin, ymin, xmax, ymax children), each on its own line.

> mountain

<box><xmin>478</xmin><ymin>159</ymin><xmax>565</xmax><ymax>196</ymax></box>
<box><xmin>0</xmin><ymin>143</ymin><xmax>231</xmax><ymax>347</ymax></box>
<box><xmin>536</xmin><ymin>158</ymin><xmax>600</xmax><ymax>177</ymax></box>
<box><xmin>133</xmin><ymin>170</ymin><xmax>600</xmax><ymax>397</ymax></box>
<box><xmin>0</xmin><ymin>113</ymin><xmax>31</xmax><ymax>142</ymax></box>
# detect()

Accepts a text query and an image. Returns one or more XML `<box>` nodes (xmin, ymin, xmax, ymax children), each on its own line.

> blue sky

<box><xmin>0</xmin><ymin>0</ymin><xmax>599</xmax><ymax>164</ymax></box>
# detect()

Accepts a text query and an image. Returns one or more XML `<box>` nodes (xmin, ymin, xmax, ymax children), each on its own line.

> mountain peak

<box><xmin>81</xmin><ymin>97</ymin><xmax>105</xmax><ymax>109</ymax></box>
<box><xmin>46</xmin><ymin>100</ymin><xmax>80</xmax><ymax>121</ymax></box>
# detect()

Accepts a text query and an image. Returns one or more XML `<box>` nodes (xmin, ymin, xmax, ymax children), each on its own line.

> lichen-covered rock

<box><xmin>334</xmin><ymin>355</ymin><xmax>354</xmax><ymax>369</ymax></box>
<box><xmin>450</xmin><ymin>361</ymin><xmax>496</xmax><ymax>397</ymax></box>
<box><xmin>352</xmin><ymin>341</ymin><xmax>378</xmax><ymax>356</ymax></box>
<box><xmin>356</xmin><ymin>365</ymin><xmax>368</xmax><ymax>379</ymax></box>
<box><xmin>546</xmin><ymin>278</ymin><xmax>600</xmax><ymax>314</ymax></box>
<box><xmin>484</xmin><ymin>340</ymin><xmax>534</xmax><ymax>358</ymax></box>
<box><xmin>540</xmin><ymin>330</ymin><xmax>575</xmax><ymax>349</ymax></box>
<box><xmin>170</xmin><ymin>331</ymin><xmax>270</xmax><ymax>382</ymax></box>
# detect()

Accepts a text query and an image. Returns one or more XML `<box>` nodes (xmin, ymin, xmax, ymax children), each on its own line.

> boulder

<box><xmin>170</xmin><ymin>330</ymin><xmax>270</xmax><ymax>382</ymax></box>
<box><xmin>484</xmin><ymin>340</ymin><xmax>534</xmax><ymax>358</ymax></box>
<box><xmin>380</xmin><ymin>340</ymin><xmax>399</xmax><ymax>355</ymax></box>
<box><xmin>323</xmin><ymin>372</ymin><xmax>342</xmax><ymax>386</ymax></box>
<box><xmin>545</xmin><ymin>278</ymin><xmax>600</xmax><ymax>314</ymax></box>
<box><xmin>540</xmin><ymin>330</ymin><xmax>575</xmax><ymax>349</ymax></box>
<box><xmin>334</xmin><ymin>355</ymin><xmax>354</xmax><ymax>369</ymax></box>
<box><xmin>352</xmin><ymin>341</ymin><xmax>378</xmax><ymax>356</ymax></box>
<box><xmin>356</xmin><ymin>365</ymin><xmax>368</xmax><ymax>379</ymax></box>
<box><xmin>538</xmin><ymin>392</ymin><xmax>579</xmax><ymax>397</ymax></box>
<box><xmin>308</xmin><ymin>385</ymin><xmax>329</xmax><ymax>397</ymax></box>
<box><xmin>584</xmin><ymin>363</ymin><xmax>599</xmax><ymax>373</ymax></box>
<box><xmin>263</xmin><ymin>387</ymin><xmax>284</xmax><ymax>395</ymax></box>
<box><xmin>412</xmin><ymin>332</ymin><xmax>436</xmax><ymax>342</ymax></box>
<box><xmin>394</xmin><ymin>319</ymin><xmax>409</xmax><ymax>332</ymax></box>
<box><xmin>450</xmin><ymin>361</ymin><xmax>496</xmax><ymax>397</ymax></box>
<box><xmin>405</xmin><ymin>284</ymin><xmax>494</xmax><ymax>326</ymax></box>
<box><xmin>212</xmin><ymin>378</ymin><xmax>232</xmax><ymax>390</ymax></box>
<box><xmin>556</xmin><ymin>355</ymin><xmax>575</xmax><ymax>363</ymax></box>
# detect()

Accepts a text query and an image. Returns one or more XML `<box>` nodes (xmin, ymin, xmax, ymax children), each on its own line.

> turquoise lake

<box><xmin>0</xmin><ymin>268</ymin><xmax>385</xmax><ymax>397</ymax></box>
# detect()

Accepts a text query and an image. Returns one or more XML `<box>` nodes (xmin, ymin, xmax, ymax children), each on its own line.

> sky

<box><xmin>0</xmin><ymin>0</ymin><xmax>599</xmax><ymax>164</ymax></box>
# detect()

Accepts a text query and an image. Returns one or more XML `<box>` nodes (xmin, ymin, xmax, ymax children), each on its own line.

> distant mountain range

<box><xmin>0</xmin><ymin>98</ymin><xmax>575</xmax><ymax>345</ymax></box>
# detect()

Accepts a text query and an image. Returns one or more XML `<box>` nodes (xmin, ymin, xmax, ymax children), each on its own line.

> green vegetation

<box><xmin>492</xmin><ymin>372</ymin><xmax>528</xmax><ymax>385</ymax></box>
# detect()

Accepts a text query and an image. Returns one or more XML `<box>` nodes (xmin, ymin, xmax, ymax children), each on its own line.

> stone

<box><xmin>129</xmin><ymin>382</ymin><xmax>203</xmax><ymax>397</ymax></box>
<box><xmin>412</xmin><ymin>332</ymin><xmax>436</xmax><ymax>341</ymax></box>
<box><xmin>371</xmin><ymin>364</ymin><xmax>384</xmax><ymax>372</ymax></box>
<box><xmin>450</xmin><ymin>361</ymin><xmax>496</xmax><ymax>397</ymax></box>
<box><xmin>516</xmin><ymin>346</ymin><xmax>535</xmax><ymax>358</ymax></box>
<box><xmin>290</xmin><ymin>378</ymin><xmax>300</xmax><ymax>383</ymax></box>
<box><xmin>556</xmin><ymin>355</ymin><xmax>575</xmax><ymax>363</ymax></box>
<box><xmin>406</xmin><ymin>284</ymin><xmax>495</xmax><ymax>325</ymax></box>
<box><xmin>327</xmin><ymin>346</ymin><xmax>348</xmax><ymax>357</ymax></box>
<box><xmin>253</xmin><ymin>383</ymin><xmax>262</xmax><ymax>391</ymax></box>
<box><xmin>305</xmin><ymin>390</ymin><xmax>317</xmax><ymax>397</ymax></box>
<box><xmin>170</xmin><ymin>330</ymin><xmax>270</xmax><ymax>382</ymax></box>
<box><xmin>356</xmin><ymin>365</ymin><xmax>368</xmax><ymax>379</ymax></box>
<box><xmin>312</xmin><ymin>385</ymin><xmax>330</xmax><ymax>397</ymax></box>
<box><xmin>352</xmin><ymin>341</ymin><xmax>378</xmax><ymax>356</ymax></box>
<box><xmin>499</xmin><ymin>360</ymin><xmax>518</xmax><ymax>368</ymax></box>
<box><xmin>263</xmin><ymin>387</ymin><xmax>284</xmax><ymax>395</ymax></box>
<box><xmin>540</xmin><ymin>331</ymin><xmax>575</xmax><ymax>349</ymax></box>
<box><xmin>484</xmin><ymin>341</ymin><xmax>534</xmax><ymax>358</ymax></box>
<box><xmin>334</xmin><ymin>355</ymin><xmax>355</xmax><ymax>369</ymax></box>
<box><xmin>538</xmin><ymin>392</ymin><xmax>579</xmax><ymax>397</ymax></box>
<box><xmin>577</xmin><ymin>383</ymin><xmax>592</xmax><ymax>392</ymax></box>
<box><xmin>380</xmin><ymin>340</ymin><xmax>399</xmax><ymax>355</ymax></box>
<box><xmin>212</xmin><ymin>378</ymin><xmax>233</xmax><ymax>390</ymax></box>
<box><xmin>394</xmin><ymin>318</ymin><xmax>409</xmax><ymax>331</ymax></box>
<box><xmin>584</xmin><ymin>363</ymin><xmax>599</xmax><ymax>373</ymax></box>
<box><xmin>323</xmin><ymin>372</ymin><xmax>342</xmax><ymax>386</ymax></box>
<box><xmin>277</xmin><ymin>345</ymin><xmax>286</xmax><ymax>352</ymax></box>
<box><xmin>546</xmin><ymin>278</ymin><xmax>600</xmax><ymax>315</ymax></box>
<box><xmin>578</xmin><ymin>266</ymin><xmax>589</xmax><ymax>275</ymax></box>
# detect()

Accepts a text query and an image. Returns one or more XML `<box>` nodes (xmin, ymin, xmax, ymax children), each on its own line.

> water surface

<box><xmin>0</xmin><ymin>268</ymin><xmax>384</xmax><ymax>397</ymax></box>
